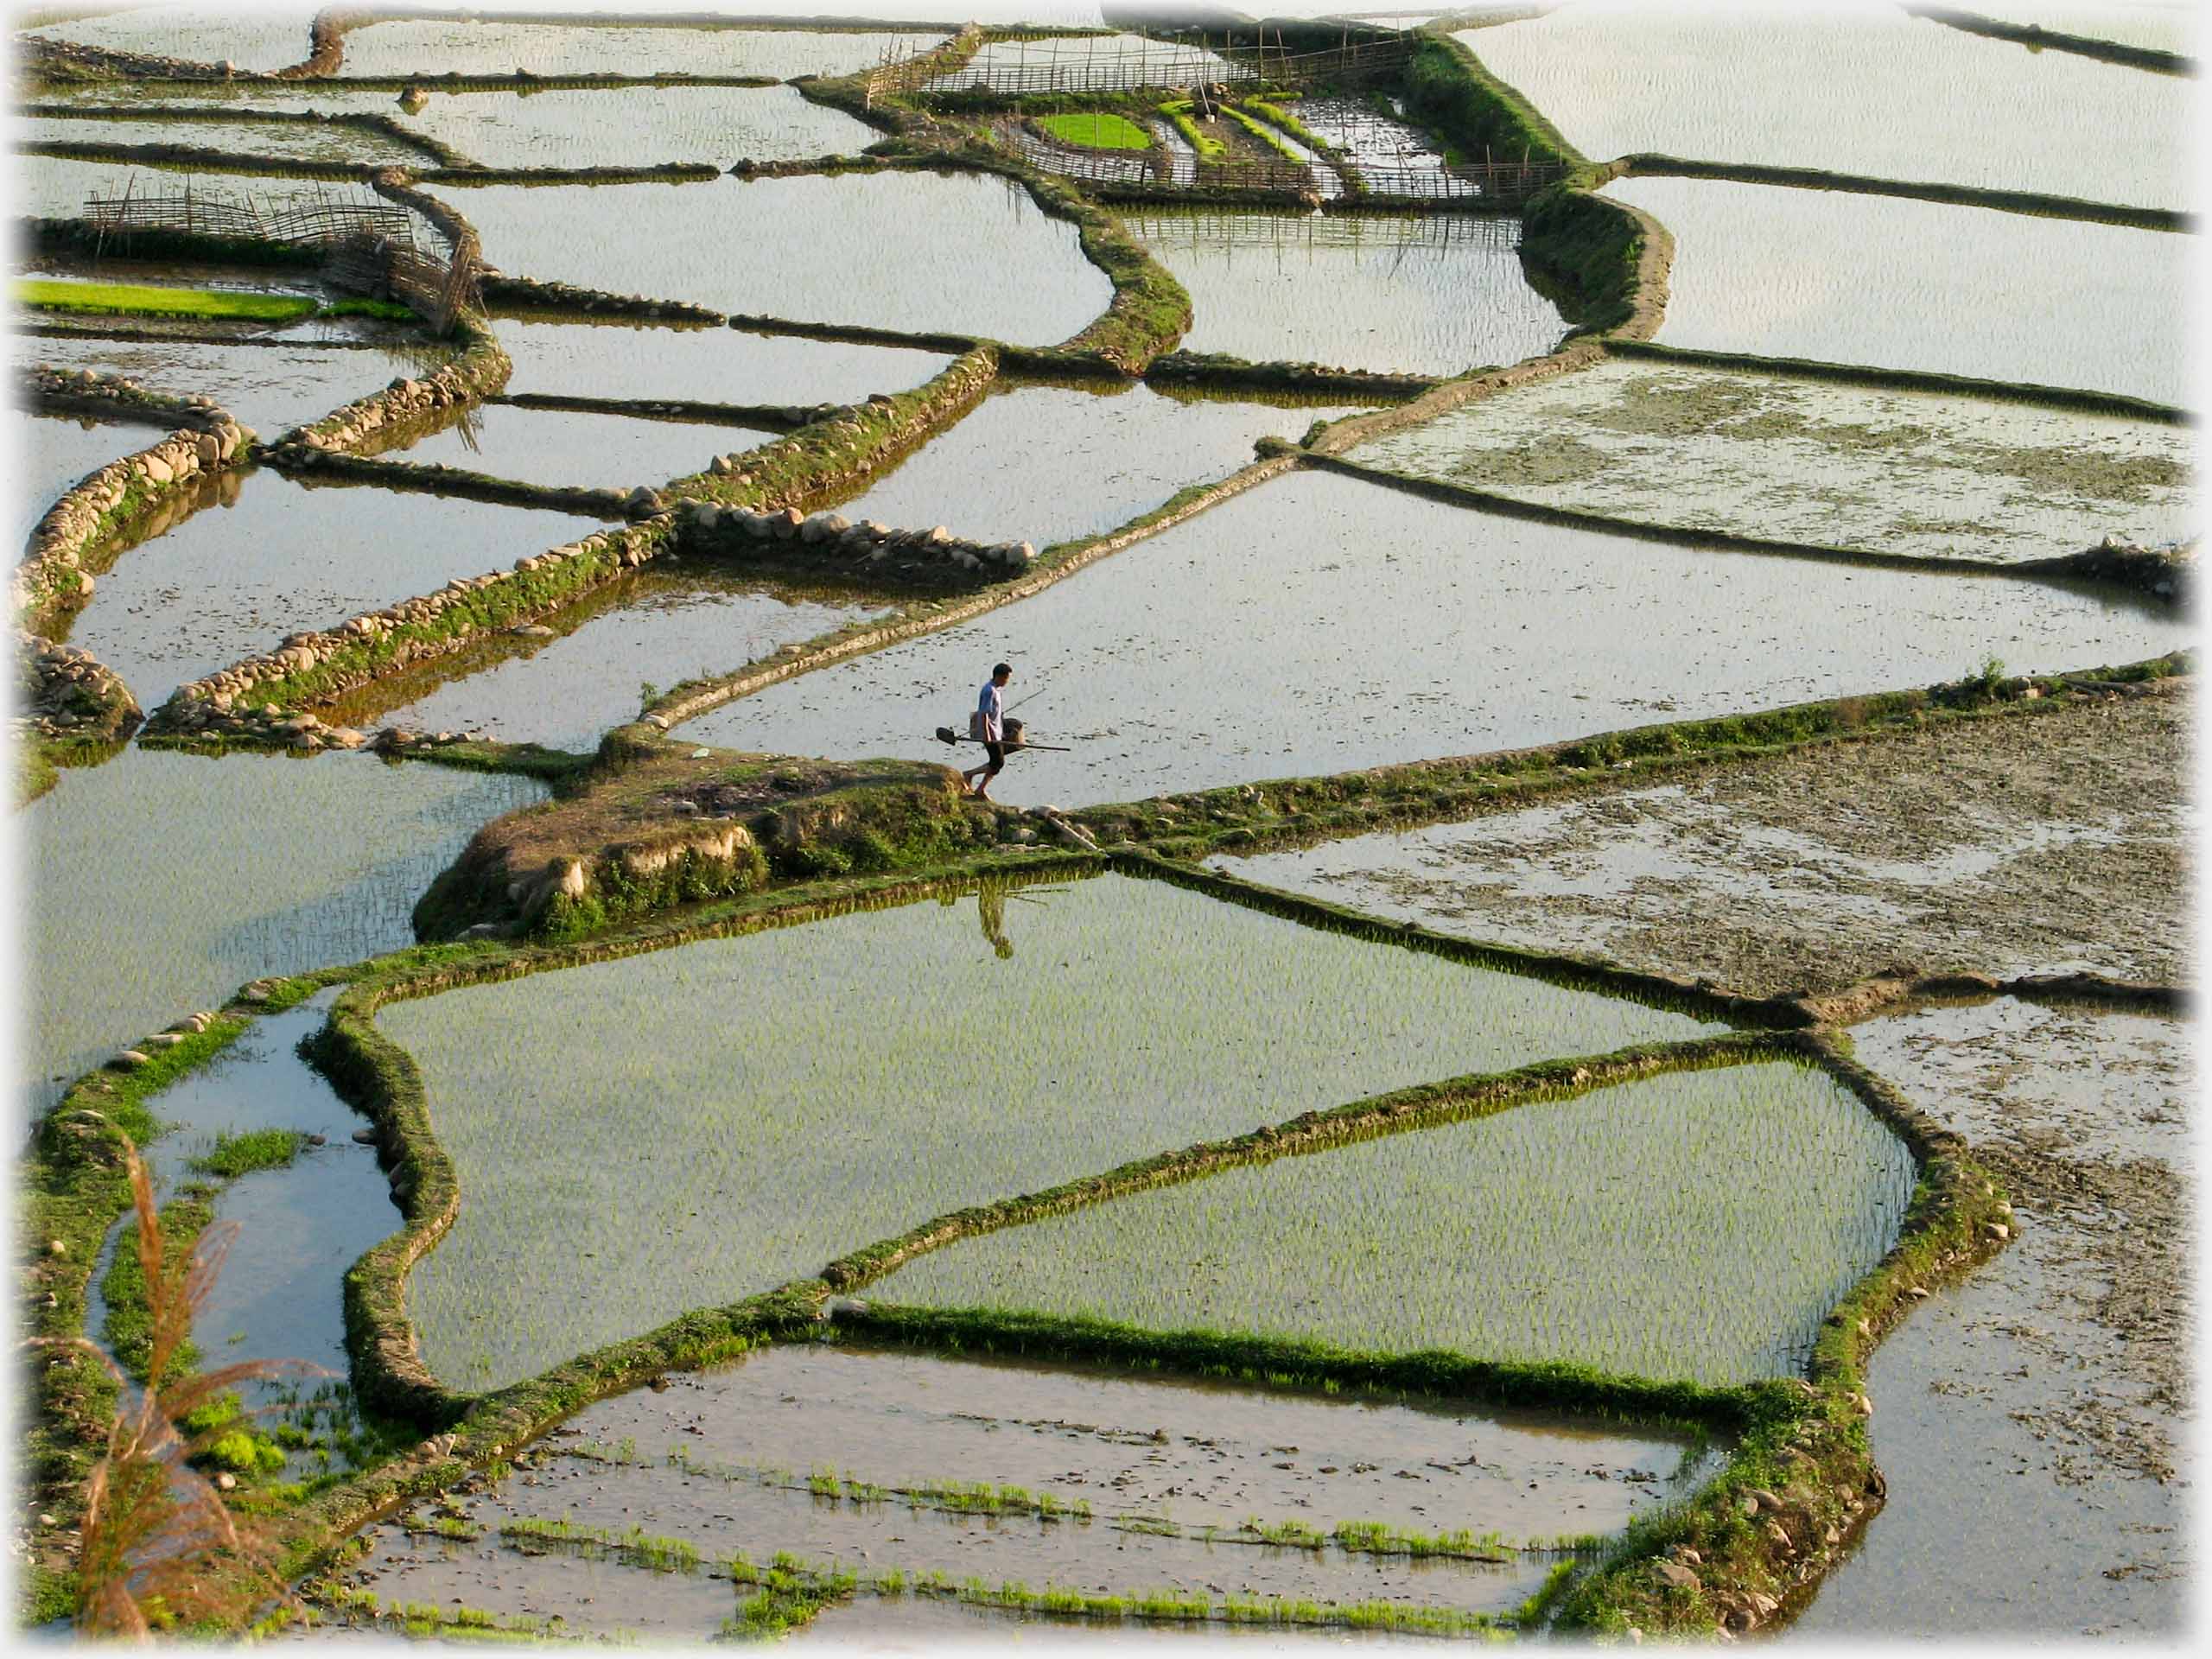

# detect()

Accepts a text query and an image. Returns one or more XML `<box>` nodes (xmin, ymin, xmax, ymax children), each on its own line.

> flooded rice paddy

<box><xmin>446</xmin><ymin>171</ymin><xmax>1112</xmax><ymax>342</ymax></box>
<box><xmin>874</xmin><ymin>1061</ymin><xmax>1916</xmax><ymax>1387</ymax></box>
<box><xmin>22</xmin><ymin>747</ymin><xmax>544</xmax><ymax>1113</ymax></box>
<box><xmin>327</xmin><ymin>1342</ymin><xmax>1712</xmax><ymax>1637</ymax></box>
<box><xmin>823</xmin><ymin>382</ymin><xmax>1365</xmax><ymax>547</ymax></box>
<box><xmin>113</xmin><ymin>988</ymin><xmax>406</xmax><ymax>1476</ymax></box>
<box><xmin>19</xmin><ymin>4</ymin><xmax>317</xmax><ymax>73</ymax></box>
<box><xmin>64</xmin><ymin>471</ymin><xmax>607</xmax><ymax>706</ymax></box>
<box><xmin>391</xmin><ymin>84</ymin><xmax>876</xmax><ymax>170</ymax></box>
<box><xmin>1791</xmin><ymin>996</ymin><xmax>2193</xmax><ymax>1636</ymax></box>
<box><xmin>22</xmin><ymin>111</ymin><xmax>433</xmax><ymax>166</ymax></box>
<box><xmin>10</xmin><ymin>4</ymin><xmax>2195</xmax><ymax>1643</ymax></box>
<box><xmin>1123</xmin><ymin>208</ymin><xmax>1564</xmax><ymax>375</ymax></box>
<box><xmin>380</xmin><ymin>871</ymin><xmax>1719</xmax><ymax>1392</ymax></box>
<box><xmin>323</xmin><ymin>567</ymin><xmax>889</xmax><ymax>753</ymax></box>
<box><xmin>490</xmin><ymin>311</ymin><xmax>950</xmax><ymax>408</ymax></box>
<box><xmin>16</xmin><ymin>328</ymin><xmax>453</xmax><ymax>438</ymax></box>
<box><xmin>1348</xmin><ymin>358</ymin><xmax>2196</xmax><ymax>563</ymax></box>
<box><xmin>1602</xmin><ymin>175</ymin><xmax>2191</xmax><ymax>404</ymax></box>
<box><xmin>13</xmin><ymin>405</ymin><xmax>163</xmax><ymax>548</ymax></box>
<box><xmin>678</xmin><ymin>468</ymin><xmax>2188</xmax><ymax>807</ymax></box>
<box><xmin>375</xmin><ymin>399</ymin><xmax>772</xmax><ymax>493</ymax></box>
<box><xmin>1461</xmin><ymin>3</ymin><xmax>2188</xmax><ymax>212</ymax></box>
<box><xmin>329</xmin><ymin>19</ymin><xmax>944</xmax><ymax>80</ymax></box>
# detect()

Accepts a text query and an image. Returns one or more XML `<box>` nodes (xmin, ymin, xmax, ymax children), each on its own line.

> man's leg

<box><xmin>972</xmin><ymin>742</ymin><xmax>1004</xmax><ymax>799</ymax></box>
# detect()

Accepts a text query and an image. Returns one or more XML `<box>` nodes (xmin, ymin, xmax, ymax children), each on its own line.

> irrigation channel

<box><xmin>8</xmin><ymin>2</ymin><xmax>2196</xmax><ymax>1647</ymax></box>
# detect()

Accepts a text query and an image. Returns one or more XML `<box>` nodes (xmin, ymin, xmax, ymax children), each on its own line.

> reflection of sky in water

<box><xmin>1123</xmin><ymin>209</ymin><xmax>1564</xmax><ymax>375</ymax></box>
<box><xmin>829</xmin><ymin>381</ymin><xmax>1364</xmax><ymax>546</ymax></box>
<box><xmin>379</xmin><ymin>401</ymin><xmax>774</xmax><ymax>493</ymax></box>
<box><xmin>394</xmin><ymin>868</ymin><xmax>1707</xmax><ymax>1392</ymax></box>
<box><xmin>1465</xmin><ymin>2</ymin><xmax>2188</xmax><ymax>210</ymax></box>
<box><xmin>23</xmin><ymin>749</ymin><xmax>544</xmax><ymax>1112</ymax></box>
<box><xmin>350</xmin><ymin>570</ymin><xmax>888</xmax><ymax>753</ymax></box>
<box><xmin>391</xmin><ymin>85</ymin><xmax>875</xmax><ymax>171</ymax></box>
<box><xmin>69</xmin><ymin>470</ymin><xmax>607</xmax><ymax>705</ymax></box>
<box><xmin>22</xmin><ymin>4</ymin><xmax>318</xmax><ymax>73</ymax></box>
<box><xmin>490</xmin><ymin>314</ymin><xmax>950</xmax><ymax>407</ymax></box>
<box><xmin>680</xmin><ymin>469</ymin><xmax>2190</xmax><ymax>807</ymax></box>
<box><xmin>333</xmin><ymin>22</ymin><xmax>945</xmax><ymax>79</ymax></box>
<box><xmin>1605</xmin><ymin>176</ymin><xmax>2191</xmax><ymax>405</ymax></box>
<box><xmin>450</xmin><ymin>172</ymin><xmax>1110</xmax><ymax>344</ymax></box>
<box><xmin>16</xmin><ymin>330</ymin><xmax>448</xmax><ymax>439</ymax></box>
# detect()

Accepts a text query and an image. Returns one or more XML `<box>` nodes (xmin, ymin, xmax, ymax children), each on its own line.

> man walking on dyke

<box><xmin>963</xmin><ymin>662</ymin><xmax>1014</xmax><ymax>801</ymax></box>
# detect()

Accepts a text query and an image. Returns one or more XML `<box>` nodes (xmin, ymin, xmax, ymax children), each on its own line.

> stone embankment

<box><xmin>277</xmin><ymin>334</ymin><xmax>512</xmax><ymax>455</ymax></box>
<box><xmin>147</xmin><ymin>520</ymin><xmax>675</xmax><ymax>745</ymax></box>
<box><xmin>14</xmin><ymin>373</ymin><xmax>253</xmax><ymax>632</ymax></box>
<box><xmin>679</xmin><ymin>499</ymin><xmax>1034</xmax><ymax>576</ymax></box>
<box><xmin>15</xmin><ymin>631</ymin><xmax>142</xmax><ymax>746</ymax></box>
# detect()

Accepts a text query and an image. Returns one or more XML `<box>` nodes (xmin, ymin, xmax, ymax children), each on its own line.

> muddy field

<box><xmin>1227</xmin><ymin>686</ymin><xmax>2190</xmax><ymax>998</ymax></box>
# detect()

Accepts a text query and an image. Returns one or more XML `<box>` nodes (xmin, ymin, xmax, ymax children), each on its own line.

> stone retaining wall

<box><xmin>145</xmin><ymin>517</ymin><xmax>676</xmax><ymax>747</ymax></box>
<box><xmin>678</xmin><ymin>499</ymin><xmax>1034</xmax><ymax>578</ymax></box>
<box><xmin>14</xmin><ymin>373</ymin><xmax>253</xmax><ymax>635</ymax></box>
<box><xmin>276</xmin><ymin>316</ymin><xmax>511</xmax><ymax>452</ymax></box>
<box><xmin>145</xmin><ymin>346</ymin><xmax>1006</xmax><ymax>747</ymax></box>
<box><xmin>15</xmin><ymin>631</ymin><xmax>143</xmax><ymax>747</ymax></box>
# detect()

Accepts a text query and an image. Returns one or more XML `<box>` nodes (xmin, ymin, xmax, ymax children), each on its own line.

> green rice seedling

<box><xmin>1036</xmin><ymin>112</ymin><xmax>1153</xmax><ymax>150</ymax></box>
<box><xmin>14</xmin><ymin>277</ymin><xmax>320</xmax><ymax>324</ymax></box>
<box><xmin>385</xmin><ymin>868</ymin><xmax>1730</xmax><ymax>1391</ymax></box>
<box><xmin>874</xmin><ymin>1060</ymin><xmax>1916</xmax><ymax>1385</ymax></box>
<box><xmin>1241</xmin><ymin>1516</ymin><xmax>1326</xmax><ymax>1549</ymax></box>
<box><xmin>1155</xmin><ymin>99</ymin><xmax>1225</xmax><ymax>158</ymax></box>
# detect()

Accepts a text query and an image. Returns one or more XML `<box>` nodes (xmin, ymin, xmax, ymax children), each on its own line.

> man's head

<box><xmin>992</xmin><ymin>663</ymin><xmax>1013</xmax><ymax>685</ymax></box>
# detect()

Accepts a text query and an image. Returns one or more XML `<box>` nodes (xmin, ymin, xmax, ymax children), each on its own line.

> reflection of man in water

<box><xmin>978</xmin><ymin>884</ymin><xmax>1013</xmax><ymax>959</ymax></box>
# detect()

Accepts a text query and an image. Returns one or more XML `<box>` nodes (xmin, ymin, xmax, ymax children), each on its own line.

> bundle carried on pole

<box><xmin>932</xmin><ymin>724</ymin><xmax>1071</xmax><ymax>753</ymax></box>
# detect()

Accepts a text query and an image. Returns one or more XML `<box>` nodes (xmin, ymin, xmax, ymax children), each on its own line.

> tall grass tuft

<box><xmin>30</xmin><ymin>1138</ymin><xmax>316</xmax><ymax>1637</ymax></box>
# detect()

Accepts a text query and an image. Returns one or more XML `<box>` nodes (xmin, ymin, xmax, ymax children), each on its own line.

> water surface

<box><xmin>14</xmin><ymin>331</ymin><xmax>450</xmax><ymax>437</ymax></box>
<box><xmin>12</xmin><ymin>405</ymin><xmax>168</xmax><ymax>554</ymax></box>
<box><xmin>21</xmin><ymin>745</ymin><xmax>543</xmax><ymax>1113</ymax></box>
<box><xmin>1123</xmin><ymin>207</ymin><xmax>1563</xmax><ymax>375</ymax></box>
<box><xmin>1463</xmin><ymin>2</ymin><xmax>2188</xmax><ymax>210</ymax></box>
<box><xmin>67</xmin><ymin>469</ymin><xmax>607</xmax><ymax>705</ymax></box>
<box><xmin>677</xmin><ymin>469</ymin><xmax>2190</xmax><ymax>807</ymax></box>
<box><xmin>391</xmin><ymin>83</ymin><xmax>875</xmax><ymax>169</ymax></box>
<box><xmin>326</xmin><ymin>566</ymin><xmax>888</xmax><ymax>752</ymax></box>
<box><xmin>384</xmin><ymin>870</ymin><xmax>1716</xmax><ymax>1391</ymax></box>
<box><xmin>490</xmin><ymin>312</ymin><xmax>950</xmax><ymax>407</ymax></box>
<box><xmin>877</xmin><ymin>1061</ymin><xmax>1915</xmax><ymax>1386</ymax></box>
<box><xmin>378</xmin><ymin>400</ymin><xmax>773</xmax><ymax>493</ymax></box>
<box><xmin>22</xmin><ymin>4</ymin><xmax>316</xmax><ymax>73</ymax></box>
<box><xmin>826</xmin><ymin>381</ymin><xmax>1364</xmax><ymax>545</ymax></box>
<box><xmin>22</xmin><ymin>111</ymin><xmax>429</xmax><ymax>166</ymax></box>
<box><xmin>448</xmin><ymin>172</ymin><xmax>1111</xmax><ymax>342</ymax></box>
<box><xmin>331</xmin><ymin>20</ymin><xmax>944</xmax><ymax>79</ymax></box>
<box><xmin>1604</xmin><ymin>175</ymin><xmax>2191</xmax><ymax>405</ymax></box>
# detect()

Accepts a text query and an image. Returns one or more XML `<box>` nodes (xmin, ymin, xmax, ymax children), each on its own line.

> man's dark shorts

<box><xmin>982</xmin><ymin>741</ymin><xmax>1006</xmax><ymax>776</ymax></box>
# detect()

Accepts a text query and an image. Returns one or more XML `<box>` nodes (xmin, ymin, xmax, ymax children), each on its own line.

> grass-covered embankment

<box><xmin>1065</xmin><ymin>652</ymin><xmax>2194</xmax><ymax>861</ymax></box>
<box><xmin>16</xmin><ymin>977</ymin><xmax>328</xmax><ymax>1621</ymax></box>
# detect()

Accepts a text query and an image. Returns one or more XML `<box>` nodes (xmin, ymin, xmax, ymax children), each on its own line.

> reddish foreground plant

<box><xmin>33</xmin><ymin>1137</ymin><xmax>319</xmax><ymax>1638</ymax></box>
